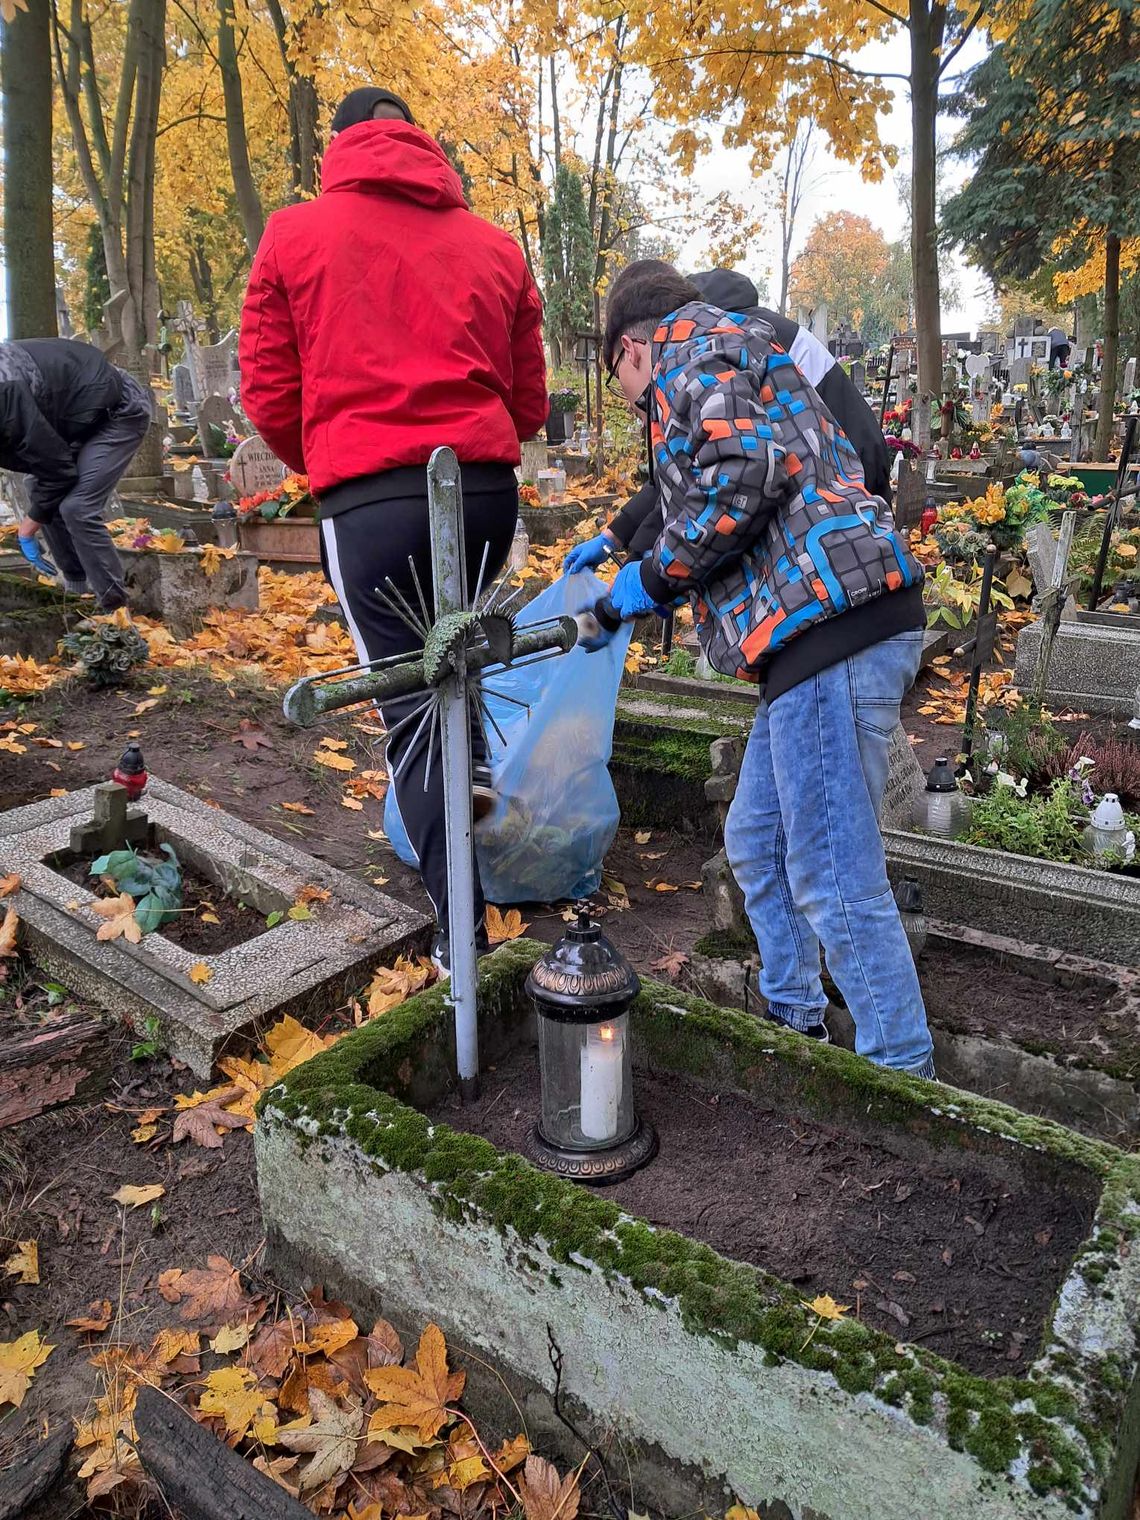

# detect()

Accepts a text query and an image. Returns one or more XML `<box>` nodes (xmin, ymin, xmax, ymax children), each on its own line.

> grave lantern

<box><xmin>111</xmin><ymin>741</ymin><xmax>148</xmax><ymax>802</ymax></box>
<box><xmin>211</xmin><ymin>500</ymin><xmax>238</xmax><ymax>549</ymax></box>
<box><xmin>525</xmin><ymin>910</ymin><xmax>657</xmax><ymax>1184</ymax></box>
<box><xmin>912</xmin><ymin>756</ymin><xmax>972</xmax><ymax>839</ymax></box>
<box><xmin>1083</xmin><ymin>794</ymin><xmax>1136</xmax><ymax>862</ymax></box>
<box><xmin>893</xmin><ymin>876</ymin><xmax>928</xmax><ymax>960</ymax></box>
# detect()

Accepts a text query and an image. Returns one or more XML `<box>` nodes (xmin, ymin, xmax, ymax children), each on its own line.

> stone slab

<box><xmin>1015</xmin><ymin>613</ymin><xmax>1140</xmax><ymax>716</ymax></box>
<box><xmin>0</xmin><ymin>780</ymin><xmax>429</xmax><ymax>1076</ymax></box>
<box><xmin>883</xmin><ymin>827</ymin><xmax>1140</xmax><ymax>965</ymax></box>
<box><xmin>257</xmin><ymin>947</ymin><xmax>1140</xmax><ymax>1520</ymax></box>
<box><xmin>119</xmin><ymin>547</ymin><xmax>259</xmax><ymax>636</ymax></box>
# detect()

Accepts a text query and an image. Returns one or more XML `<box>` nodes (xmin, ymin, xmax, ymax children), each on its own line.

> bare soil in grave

<box><xmin>434</xmin><ymin>1048</ymin><xmax>1094</xmax><ymax>1377</ymax></box>
<box><xmin>52</xmin><ymin>850</ymin><xmax>271</xmax><ymax>955</ymax></box>
<box><xmin>918</xmin><ymin>937</ymin><xmax>1138</xmax><ymax>1079</ymax></box>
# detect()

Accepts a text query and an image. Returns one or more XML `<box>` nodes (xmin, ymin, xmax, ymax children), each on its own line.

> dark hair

<box><xmin>331</xmin><ymin>87</ymin><xmax>415</xmax><ymax>135</ymax></box>
<box><xmin>603</xmin><ymin>263</ymin><xmax>701</xmax><ymax>370</ymax></box>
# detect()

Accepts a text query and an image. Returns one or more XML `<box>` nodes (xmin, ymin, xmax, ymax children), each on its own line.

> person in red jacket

<box><xmin>240</xmin><ymin>88</ymin><xmax>548</xmax><ymax>970</ymax></box>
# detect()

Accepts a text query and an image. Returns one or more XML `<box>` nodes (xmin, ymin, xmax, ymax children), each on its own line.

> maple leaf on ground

<box><xmin>0</xmin><ymin>1330</ymin><xmax>53</xmax><ymax>1408</ymax></box>
<box><xmin>362</xmin><ymin>956</ymin><xmax>435</xmax><ymax>1019</ymax></box>
<box><xmin>250</xmin><ymin>1315</ymin><xmax>301</xmax><ymax>1380</ymax></box>
<box><xmin>295</xmin><ymin>883</ymin><xmax>331</xmax><ymax>905</ymax></box>
<box><xmin>232</xmin><ymin>718</ymin><xmax>274</xmax><ymax>752</ymax></box>
<box><xmin>495</xmin><ymin>1431</ymin><xmax>531</xmax><ymax>1473</ymax></box>
<box><xmin>4</xmin><ymin>1240</ymin><xmax>39</xmax><ymax>1284</ymax></box>
<box><xmin>517</xmin><ymin>1454</ymin><xmax>581</xmax><ymax>1520</ymax></box>
<box><xmin>0</xmin><ymin>873</ymin><xmax>20</xmax><ymax>898</ymax></box>
<box><xmin>296</xmin><ymin>1318</ymin><xmax>359</xmax><ymax>1357</ymax></box>
<box><xmin>210</xmin><ymin>1322</ymin><xmax>253</xmax><ymax>1354</ymax></box>
<box><xmin>328</xmin><ymin>1318</ymin><xmax>403</xmax><ymax>1394</ymax></box>
<box><xmin>313</xmin><ymin>748</ymin><xmax>355</xmax><ymax>772</ymax></box>
<box><xmin>158</xmin><ymin>1254</ymin><xmax>250</xmax><ymax>1331</ymax></box>
<box><xmin>66</xmin><ymin>1300</ymin><xmax>114</xmax><ymax>1333</ymax></box>
<box><xmin>90</xmin><ymin>893</ymin><xmax>143</xmax><ymax>944</ymax></box>
<box><xmin>803</xmin><ymin>1294</ymin><xmax>850</xmax><ymax>1321</ymax></box>
<box><xmin>486</xmin><ymin>905</ymin><xmax>528</xmax><ymax>944</ymax></box>
<box><xmin>279</xmin><ymin>1355</ymin><xmax>350</xmax><ymax>1416</ymax></box>
<box><xmin>278</xmin><ymin>1388</ymin><xmax>364</xmax><ymax>1493</ymax></box>
<box><xmin>188</xmin><ymin>962</ymin><xmax>213</xmax><ymax>986</ymax></box>
<box><xmin>197</xmin><ymin>1365</ymin><xmax>278</xmax><ymax>1443</ymax></box>
<box><xmin>0</xmin><ymin>905</ymin><xmax>18</xmax><ymax>959</ymax></box>
<box><xmin>650</xmin><ymin>949</ymin><xmax>689</xmax><ymax>980</ymax></box>
<box><xmin>282</xmin><ymin>801</ymin><xmax>315</xmax><ymax>815</ymax></box>
<box><xmin>365</xmin><ymin>1322</ymin><xmax>465</xmax><ymax>1444</ymax></box>
<box><xmin>172</xmin><ymin>1086</ymin><xmax>252</xmax><ymax>1149</ymax></box>
<box><xmin>111</xmin><ymin>1182</ymin><xmax>164</xmax><ymax>1209</ymax></box>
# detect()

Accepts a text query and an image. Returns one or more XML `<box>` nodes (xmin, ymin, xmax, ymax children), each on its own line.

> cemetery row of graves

<box><xmin>0</xmin><ymin>310</ymin><xmax>1138</xmax><ymax>1519</ymax></box>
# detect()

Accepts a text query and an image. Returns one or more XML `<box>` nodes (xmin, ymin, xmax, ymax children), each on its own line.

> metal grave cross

<box><xmin>282</xmin><ymin>448</ymin><xmax>577</xmax><ymax>1097</ymax></box>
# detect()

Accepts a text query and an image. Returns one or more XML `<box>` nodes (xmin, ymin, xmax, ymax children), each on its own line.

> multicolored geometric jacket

<box><xmin>637</xmin><ymin>302</ymin><xmax>923</xmax><ymax>686</ymax></box>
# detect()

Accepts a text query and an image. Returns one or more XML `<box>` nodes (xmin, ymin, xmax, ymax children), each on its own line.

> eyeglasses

<box><xmin>605</xmin><ymin>340</ymin><xmax>646</xmax><ymax>400</ymax></box>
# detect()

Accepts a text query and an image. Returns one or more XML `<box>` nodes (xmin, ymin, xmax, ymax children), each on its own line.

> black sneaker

<box><xmin>472</xmin><ymin>762</ymin><xmax>496</xmax><ymax>823</ymax></box>
<box><xmin>431</xmin><ymin>920</ymin><xmax>491</xmax><ymax>978</ymax></box>
<box><xmin>97</xmin><ymin>590</ymin><xmax>129</xmax><ymax>614</ymax></box>
<box><xmin>766</xmin><ymin>1010</ymin><xmax>830</xmax><ymax>1043</ymax></box>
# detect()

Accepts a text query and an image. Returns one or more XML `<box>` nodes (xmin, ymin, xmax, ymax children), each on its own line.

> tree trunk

<box><xmin>2</xmin><ymin>1</ymin><xmax>58</xmax><ymax>336</ymax></box>
<box><xmin>217</xmin><ymin>0</ymin><xmax>265</xmax><ymax>256</ymax></box>
<box><xmin>125</xmin><ymin>0</ymin><xmax>166</xmax><ymax>351</ymax></box>
<box><xmin>1094</xmin><ymin>231</ymin><xmax>1121</xmax><ymax>461</ymax></box>
<box><xmin>290</xmin><ymin>72</ymin><xmax>319</xmax><ymax>198</ymax></box>
<box><xmin>550</xmin><ymin>54</ymin><xmax>561</xmax><ymax>172</ymax></box>
<box><xmin>909</xmin><ymin>0</ymin><xmax>944</xmax><ymax>398</ymax></box>
<box><xmin>189</xmin><ymin>236</ymin><xmax>221</xmax><ymax>342</ymax></box>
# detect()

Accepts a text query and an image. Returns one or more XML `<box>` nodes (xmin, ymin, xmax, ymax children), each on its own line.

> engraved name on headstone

<box><xmin>229</xmin><ymin>436</ymin><xmax>287</xmax><ymax>499</ymax></box>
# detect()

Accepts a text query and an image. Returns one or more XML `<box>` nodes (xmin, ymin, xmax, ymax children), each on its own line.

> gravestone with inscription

<box><xmin>229</xmin><ymin>436</ymin><xmax>287</xmax><ymax>500</ymax></box>
<box><xmin>197</xmin><ymin>331</ymin><xmax>239</xmax><ymax>400</ymax></box>
<box><xmin>881</xmin><ymin>725</ymin><xmax>926</xmax><ymax>830</ymax></box>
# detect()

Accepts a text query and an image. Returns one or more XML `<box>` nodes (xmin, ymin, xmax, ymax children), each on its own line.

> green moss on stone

<box><xmin>692</xmin><ymin>928</ymin><xmax>758</xmax><ymax>961</ymax></box>
<box><xmin>261</xmin><ymin>940</ymin><xmax>1140</xmax><ymax>1506</ymax></box>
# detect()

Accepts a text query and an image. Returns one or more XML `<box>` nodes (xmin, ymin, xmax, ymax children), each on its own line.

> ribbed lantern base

<box><xmin>527</xmin><ymin>1118</ymin><xmax>658</xmax><ymax>1185</ymax></box>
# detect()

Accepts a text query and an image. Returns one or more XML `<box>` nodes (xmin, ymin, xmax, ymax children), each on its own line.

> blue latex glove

<box><xmin>18</xmin><ymin>535</ymin><xmax>58</xmax><ymax>579</ymax></box>
<box><xmin>563</xmin><ymin>533</ymin><xmax>612</xmax><ymax>575</ymax></box>
<box><xmin>609</xmin><ymin>559</ymin><xmax>662</xmax><ymax>619</ymax></box>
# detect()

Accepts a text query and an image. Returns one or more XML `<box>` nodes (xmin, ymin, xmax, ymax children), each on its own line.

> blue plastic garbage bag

<box><xmin>384</xmin><ymin>571</ymin><xmax>631</xmax><ymax>903</ymax></box>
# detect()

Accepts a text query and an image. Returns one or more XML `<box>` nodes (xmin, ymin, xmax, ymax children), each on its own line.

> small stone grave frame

<box><xmin>1</xmin><ymin>780</ymin><xmax>428</xmax><ymax>1076</ymax></box>
<box><xmin>229</xmin><ymin>436</ymin><xmax>287</xmax><ymax>500</ymax></box>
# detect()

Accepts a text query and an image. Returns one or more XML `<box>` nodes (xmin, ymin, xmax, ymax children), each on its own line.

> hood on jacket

<box><xmin>321</xmin><ymin>120</ymin><xmax>467</xmax><ymax>210</ymax></box>
<box><xmin>691</xmin><ymin>268</ymin><xmax>760</xmax><ymax>311</ymax></box>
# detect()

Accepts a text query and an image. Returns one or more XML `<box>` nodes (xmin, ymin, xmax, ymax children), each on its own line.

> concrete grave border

<box><xmin>1</xmin><ymin>780</ymin><xmax>429</xmax><ymax>1076</ymax></box>
<box><xmin>257</xmin><ymin>942</ymin><xmax>1140</xmax><ymax>1520</ymax></box>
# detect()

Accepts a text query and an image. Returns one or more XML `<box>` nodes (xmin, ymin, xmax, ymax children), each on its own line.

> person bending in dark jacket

<box><xmin>0</xmin><ymin>339</ymin><xmax>151</xmax><ymax>612</ymax></box>
<box><xmin>590</xmin><ymin>262</ymin><xmax>933</xmax><ymax>1077</ymax></box>
<box><xmin>240</xmin><ymin>86</ymin><xmax>547</xmax><ymax>971</ymax></box>
<box><xmin>565</xmin><ymin>267</ymin><xmax>891</xmax><ymax>572</ymax></box>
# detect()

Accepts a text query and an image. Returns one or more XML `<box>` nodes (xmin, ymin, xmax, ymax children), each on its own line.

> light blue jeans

<box><xmin>724</xmin><ymin>629</ymin><xmax>935</xmax><ymax>1077</ymax></box>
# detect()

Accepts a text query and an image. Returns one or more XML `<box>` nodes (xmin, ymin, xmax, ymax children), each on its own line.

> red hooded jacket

<box><xmin>239</xmin><ymin>122</ymin><xmax>547</xmax><ymax>496</ymax></box>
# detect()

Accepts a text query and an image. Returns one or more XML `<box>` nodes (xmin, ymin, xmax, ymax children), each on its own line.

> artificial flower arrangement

<box><xmin>236</xmin><ymin>473</ymin><xmax>315</xmax><ymax>522</ymax></box>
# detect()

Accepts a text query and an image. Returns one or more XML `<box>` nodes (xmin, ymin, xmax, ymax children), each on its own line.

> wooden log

<box><xmin>0</xmin><ymin>1425</ymin><xmax>73</xmax><ymax>1519</ymax></box>
<box><xmin>0</xmin><ymin>1014</ymin><xmax>112</xmax><ymax>1130</ymax></box>
<box><xmin>134</xmin><ymin>1385</ymin><xmax>312</xmax><ymax>1520</ymax></box>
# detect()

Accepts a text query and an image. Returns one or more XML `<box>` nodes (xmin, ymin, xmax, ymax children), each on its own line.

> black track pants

<box><xmin>318</xmin><ymin>487</ymin><xmax>517</xmax><ymax>924</ymax></box>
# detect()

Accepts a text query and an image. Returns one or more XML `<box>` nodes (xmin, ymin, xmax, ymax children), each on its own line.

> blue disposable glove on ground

<box><xmin>609</xmin><ymin>559</ymin><xmax>662</xmax><ymax>619</ymax></box>
<box><xmin>563</xmin><ymin>534</ymin><xmax>612</xmax><ymax>575</ymax></box>
<box><xmin>18</xmin><ymin>536</ymin><xmax>58</xmax><ymax>579</ymax></box>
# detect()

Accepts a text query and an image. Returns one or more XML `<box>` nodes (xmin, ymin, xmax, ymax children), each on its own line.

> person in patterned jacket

<box><xmin>594</xmin><ymin>262</ymin><xmax>934</xmax><ymax>1079</ymax></box>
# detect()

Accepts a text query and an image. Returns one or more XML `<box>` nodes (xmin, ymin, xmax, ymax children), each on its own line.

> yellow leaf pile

<box><xmin>358</xmin><ymin>955</ymin><xmax>436</xmax><ymax>1021</ymax></box>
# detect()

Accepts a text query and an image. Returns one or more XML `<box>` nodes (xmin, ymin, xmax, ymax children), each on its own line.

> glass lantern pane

<box><xmin>537</xmin><ymin>1012</ymin><xmax>635</xmax><ymax>1151</ymax></box>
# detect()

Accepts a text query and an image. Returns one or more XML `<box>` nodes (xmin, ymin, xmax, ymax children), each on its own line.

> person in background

<box><xmin>565</xmin><ymin>265</ymin><xmax>891</xmax><ymax>574</ymax></box>
<box><xmin>240</xmin><ymin>86</ymin><xmax>547</xmax><ymax>972</ymax></box>
<box><xmin>1048</xmin><ymin>326</ymin><xmax>1072</xmax><ymax>370</ymax></box>
<box><xmin>589</xmin><ymin>261</ymin><xmax>934</xmax><ymax>1079</ymax></box>
<box><xmin>0</xmin><ymin>339</ymin><xmax>150</xmax><ymax>611</ymax></box>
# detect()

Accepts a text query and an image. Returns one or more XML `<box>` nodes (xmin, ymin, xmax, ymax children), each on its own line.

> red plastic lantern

<box><xmin>111</xmin><ymin>741</ymin><xmax>148</xmax><ymax>801</ymax></box>
<box><xmin>920</xmin><ymin>500</ymin><xmax>939</xmax><ymax>537</ymax></box>
<box><xmin>969</xmin><ymin>441</ymin><xmax>982</xmax><ymax>460</ymax></box>
<box><xmin>950</xmin><ymin>445</ymin><xmax>963</xmax><ymax>460</ymax></box>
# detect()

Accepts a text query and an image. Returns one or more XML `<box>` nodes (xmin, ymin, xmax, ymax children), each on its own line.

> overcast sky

<box><xmin>675</xmin><ymin>29</ymin><xmax>993</xmax><ymax>335</ymax></box>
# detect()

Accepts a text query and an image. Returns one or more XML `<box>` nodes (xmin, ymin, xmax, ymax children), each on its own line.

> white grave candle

<box><xmin>579</xmin><ymin>1023</ymin><xmax>623</xmax><ymax>1142</ymax></box>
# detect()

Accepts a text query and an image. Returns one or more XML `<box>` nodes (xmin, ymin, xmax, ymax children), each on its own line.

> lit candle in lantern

<box><xmin>579</xmin><ymin>1022</ymin><xmax>624</xmax><ymax>1142</ymax></box>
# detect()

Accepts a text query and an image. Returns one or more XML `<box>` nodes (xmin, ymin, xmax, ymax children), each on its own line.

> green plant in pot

<box><xmin>89</xmin><ymin>843</ymin><xmax>183</xmax><ymax>933</ymax></box>
<box><xmin>546</xmin><ymin>387</ymin><xmax>581</xmax><ymax>444</ymax></box>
